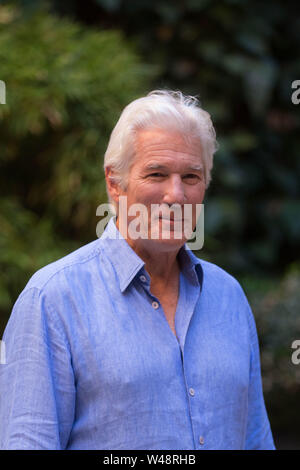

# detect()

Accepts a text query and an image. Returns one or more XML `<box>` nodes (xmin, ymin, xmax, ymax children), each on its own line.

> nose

<box><xmin>162</xmin><ymin>174</ymin><xmax>186</xmax><ymax>206</ymax></box>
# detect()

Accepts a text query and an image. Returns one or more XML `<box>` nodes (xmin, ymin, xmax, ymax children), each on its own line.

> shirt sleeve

<box><xmin>0</xmin><ymin>287</ymin><xmax>76</xmax><ymax>450</ymax></box>
<box><xmin>244</xmin><ymin>300</ymin><xmax>276</xmax><ymax>450</ymax></box>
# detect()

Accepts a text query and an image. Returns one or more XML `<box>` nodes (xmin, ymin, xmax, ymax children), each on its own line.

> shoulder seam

<box><xmin>27</xmin><ymin>242</ymin><xmax>102</xmax><ymax>292</ymax></box>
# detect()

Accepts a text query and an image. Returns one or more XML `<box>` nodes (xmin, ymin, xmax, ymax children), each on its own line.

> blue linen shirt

<box><xmin>0</xmin><ymin>217</ymin><xmax>275</xmax><ymax>450</ymax></box>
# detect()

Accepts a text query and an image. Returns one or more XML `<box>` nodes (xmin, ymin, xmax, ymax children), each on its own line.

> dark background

<box><xmin>0</xmin><ymin>0</ymin><xmax>300</xmax><ymax>449</ymax></box>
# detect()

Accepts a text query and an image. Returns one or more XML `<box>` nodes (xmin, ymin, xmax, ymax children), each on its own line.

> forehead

<box><xmin>133</xmin><ymin>128</ymin><xmax>202</xmax><ymax>169</ymax></box>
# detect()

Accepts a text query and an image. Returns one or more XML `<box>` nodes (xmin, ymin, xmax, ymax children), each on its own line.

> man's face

<box><xmin>116</xmin><ymin>128</ymin><xmax>206</xmax><ymax>251</ymax></box>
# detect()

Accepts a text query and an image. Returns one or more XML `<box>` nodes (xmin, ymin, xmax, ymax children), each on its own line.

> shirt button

<box><xmin>140</xmin><ymin>275</ymin><xmax>147</xmax><ymax>282</ymax></box>
<box><xmin>152</xmin><ymin>301</ymin><xmax>159</xmax><ymax>309</ymax></box>
<box><xmin>199</xmin><ymin>436</ymin><xmax>204</xmax><ymax>445</ymax></box>
<box><xmin>189</xmin><ymin>388</ymin><xmax>195</xmax><ymax>396</ymax></box>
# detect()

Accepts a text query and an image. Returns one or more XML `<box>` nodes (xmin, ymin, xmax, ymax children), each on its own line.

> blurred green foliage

<box><xmin>0</xmin><ymin>3</ymin><xmax>151</xmax><ymax>332</ymax></box>
<box><xmin>1</xmin><ymin>0</ymin><xmax>300</xmax><ymax>445</ymax></box>
<box><xmin>245</xmin><ymin>265</ymin><xmax>300</xmax><ymax>437</ymax></box>
<box><xmin>39</xmin><ymin>0</ymin><xmax>300</xmax><ymax>277</ymax></box>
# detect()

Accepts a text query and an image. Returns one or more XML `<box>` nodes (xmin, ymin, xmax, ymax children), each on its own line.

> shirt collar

<box><xmin>100</xmin><ymin>217</ymin><xmax>203</xmax><ymax>293</ymax></box>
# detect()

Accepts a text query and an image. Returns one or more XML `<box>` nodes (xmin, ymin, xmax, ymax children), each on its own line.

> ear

<box><xmin>105</xmin><ymin>167</ymin><xmax>122</xmax><ymax>205</ymax></box>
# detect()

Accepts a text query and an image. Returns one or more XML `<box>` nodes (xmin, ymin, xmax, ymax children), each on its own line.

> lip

<box><xmin>159</xmin><ymin>216</ymin><xmax>182</xmax><ymax>221</ymax></box>
<box><xmin>159</xmin><ymin>218</ymin><xmax>182</xmax><ymax>224</ymax></box>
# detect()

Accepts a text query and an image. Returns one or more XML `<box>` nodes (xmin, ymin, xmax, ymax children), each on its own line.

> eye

<box><xmin>148</xmin><ymin>172</ymin><xmax>165</xmax><ymax>178</ymax></box>
<box><xmin>184</xmin><ymin>174</ymin><xmax>198</xmax><ymax>179</ymax></box>
<box><xmin>183</xmin><ymin>173</ymin><xmax>202</xmax><ymax>184</ymax></box>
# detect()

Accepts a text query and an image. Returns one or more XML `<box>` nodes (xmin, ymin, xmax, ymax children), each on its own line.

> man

<box><xmin>0</xmin><ymin>90</ymin><xmax>275</xmax><ymax>450</ymax></box>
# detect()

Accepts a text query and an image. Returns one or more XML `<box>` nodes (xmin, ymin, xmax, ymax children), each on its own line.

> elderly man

<box><xmin>0</xmin><ymin>90</ymin><xmax>275</xmax><ymax>450</ymax></box>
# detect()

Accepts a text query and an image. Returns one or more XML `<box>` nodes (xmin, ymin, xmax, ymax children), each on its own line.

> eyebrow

<box><xmin>144</xmin><ymin>164</ymin><xmax>204</xmax><ymax>171</ymax></box>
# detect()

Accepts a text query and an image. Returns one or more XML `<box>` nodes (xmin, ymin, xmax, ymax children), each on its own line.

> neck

<box><xmin>116</xmin><ymin>216</ymin><xmax>181</xmax><ymax>284</ymax></box>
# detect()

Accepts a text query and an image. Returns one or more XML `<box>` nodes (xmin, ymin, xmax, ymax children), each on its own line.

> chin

<box><xmin>146</xmin><ymin>236</ymin><xmax>186</xmax><ymax>252</ymax></box>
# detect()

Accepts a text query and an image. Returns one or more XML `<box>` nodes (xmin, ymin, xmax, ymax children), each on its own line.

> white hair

<box><xmin>103</xmin><ymin>90</ymin><xmax>218</xmax><ymax>205</ymax></box>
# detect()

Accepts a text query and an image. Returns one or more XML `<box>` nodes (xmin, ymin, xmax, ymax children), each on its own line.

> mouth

<box><xmin>158</xmin><ymin>216</ymin><xmax>182</xmax><ymax>222</ymax></box>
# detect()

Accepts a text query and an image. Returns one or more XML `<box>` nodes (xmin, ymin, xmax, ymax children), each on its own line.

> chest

<box><xmin>150</xmin><ymin>283</ymin><xmax>179</xmax><ymax>336</ymax></box>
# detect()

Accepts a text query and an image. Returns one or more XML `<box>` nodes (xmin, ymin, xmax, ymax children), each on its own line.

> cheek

<box><xmin>188</xmin><ymin>184</ymin><xmax>205</xmax><ymax>203</ymax></box>
<box><xmin>137</xmin><ymin>183</ymin><xmax>164</xmax><ymax>204</ymax></box>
